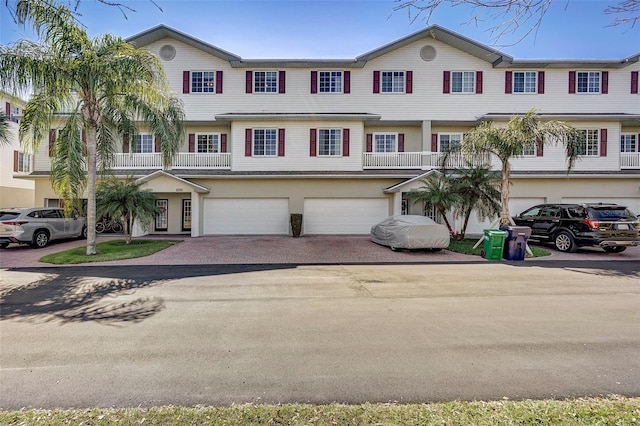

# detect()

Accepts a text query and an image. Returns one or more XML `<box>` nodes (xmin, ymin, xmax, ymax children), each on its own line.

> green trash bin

<box><xmin>482</xmin><ymin>229</ymin><xmax>507</xmax><ymax>260</ymax></box>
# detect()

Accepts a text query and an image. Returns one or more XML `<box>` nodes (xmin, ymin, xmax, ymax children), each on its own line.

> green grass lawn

<box><xmin>0</xmin><ymin>397</ymin><xmax>637</xmax><ymax>425</ymax></box>
<box><xmin>447</xmin><ymin>238</ymin><xmax>551</xmax><ymax>258</ymax></box>
<box><xmin>39</xmin><ymin>239</ymin><xmax>182</xmax><ymax>264</ymax></box>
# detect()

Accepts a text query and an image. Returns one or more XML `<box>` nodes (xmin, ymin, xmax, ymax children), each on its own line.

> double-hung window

<box><xmin>191</xmin><ymin>71</ymin><xmax>215</xmax><ymax>93</ymax></box>
<box><xmin>522</xmin><ymin>140</ymin><xmax>537</xmax><ymax>156</ymax></box>
<box><xmin>374</xmin><ymin>134</ymin><xmax>397</xmax><ymax>153</ymax></box>
<box><xmin>513</xmin><ymin>71</ymin><xmax>537</xmax><ymax>93</ymax></box>
<box><xmin>381</xmin><ymin>71</ymin><xmax>405</xmax><ymax>93</ymax></box>
<box><xmin>577</xmin><ymin>72</ymin><xmax>601</xmax><ymax>93</ymax></box>
<box><xmin>14</xmin><ymin>151</ymin><xmax>31</xmax><ymax>173</ymax></box>
<box><xmin>133</xmin><ymin>134</ymin><xmax>154</xmax><ymax>153</ymax></box>
<box><xmin>254</xmin><ymin>71</ymin><xmax>278</xmax><ymax>93</ymax></box>
<box><xmin>253</xmin><ymin>129</ymin><xmax>277</xmax><ymax>156</ymax></box>
<box><xmin>318</xmin><ymin>129</ymin><xmax>342</xmax><ymax>156</ymax></box>
<box><xmin>439</xmin><ymin>134</ymin><xmax>462</xmax><ymax>152</ymax></box>
<box><xmin>197</xmin><ymin>134</ymin><xmax>219</xmax><ymax>153</ymax></box>
<box><xmin>620</xmin><ymin>134</ymin><xmax>637</xmax><ymax>153</ymax></box>
<box><xmin>576</xmin><ymin>130</ymin><xmax>599</xmax><ymax>156</ymax></box>
<box><xmin>319</xmin><ymin>71</ymin><xmax>343</xmax><ymax>93</ymax></box>
<box><xmin>451</xmin><ymin>71</ymin><xmax>475</xmax><ymax>93</ymax></box>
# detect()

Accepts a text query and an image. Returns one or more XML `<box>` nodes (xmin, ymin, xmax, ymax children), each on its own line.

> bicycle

<box><xmin>95</xmin><ymin>217</ymin><xmax>123</xmax><ymax>234</ymax></box>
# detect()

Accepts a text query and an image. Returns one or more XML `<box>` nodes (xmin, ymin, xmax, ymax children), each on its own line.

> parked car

<box><xmin>371</xmin><ymin>215</ymin><xmax>450</xmax><ymax>251</ymax></box>
<box><xmin>0</xmin><ymin>207</ymin><xmax>87</xmax><ymax>248</ymax></box>
<box><xmin>512</xmin><ymin>203</ymin><xmax>640</xmax><ymax>253</ymax></box>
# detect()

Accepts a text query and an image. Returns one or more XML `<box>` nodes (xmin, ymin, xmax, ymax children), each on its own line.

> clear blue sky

<box><xmin>1</xmin><ymin>0</ymin><xmax>638</xmax><ymax>60</ymax></box>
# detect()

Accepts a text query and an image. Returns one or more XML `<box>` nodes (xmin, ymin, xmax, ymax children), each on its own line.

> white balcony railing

<box><xmin>362</xmin><ymin>152</ymin><xmax>423</xmax><ymax>169</ymax></box>
<box><xmin>106</xmin><ymin>153</ymin><xmax>231</xmax><ymax>169</ymax></box>
<box><xmin>621</xmin><ymin>153</ymin><xmax>640</xmax><ymax>169</ymax></box>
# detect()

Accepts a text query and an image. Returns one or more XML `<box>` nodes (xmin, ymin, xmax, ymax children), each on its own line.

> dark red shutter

<box><xmin>245</xmin><ymin>71</ymin><xmax>252</xmax><ymax>94</ymax></box>
<box><xmin>49</xmin><ymin>129</ymin><xmax>56</xmax><ymax>156</ymax></box>
<box><xmin>638</xmin><ymin>134</ymin><xmax>640</xmax><ymax>152</ymax></box>
<box><xmin>5</xmin><ymin>102</ymin><xmax>10</xmax><ymax>116</ymax></box>
<box><xmin>536</xmin><ymin>137</ymin><xmax>544</xmax><ymax>157</ymax></box>
<box><xmin>600</xmin><ymin>129</ymin><xmax>607</xmax><ymax>157</ymax></box>
<box><xmin>154</xmin><ymin>136</ymin><xmax>160</xmax><ymax>152</ymax></box>
<box><xmin>631</xmin><ymin>71</ymin><xmax>639</xmax><ymax>94</ymax></box>
<box><xmin>601</xmin><ymin>71</ymin><xmax>608</xmax><ymax>94</ymax></box>
<box><xmin>310</xmin><ymin>129</ymin><xmax>317</xmax><ymax>157</ymax></box>
<box><xmin>475</xmin><ymin>71</ymin><xmax>483</xmax><ymax>94</ymax></box>
<box><xmin>216</xmin><ymin>71</ymin><xmax>223</xmax><ymax>94</ymax></box>
<box><xmin>13</xmin><ymin>150</ymin><xmax>18</xmax><ymax>172</ymax></box>
<box><xmin>188</xmin><ymin>133</ymin><xmax>195</xmax><ymax>152</ymax></box>
<box><xmin>221</xmin><ymin>134</ymin><xmax>227</xmax><ymax>152</ymax></box>
<box><xmin>398</xmin><ymin>133</ymin><xmax>404</xmax><ymax>152</ymax></box>
<box><xmin>443</xmin><ymin>71</ymin><xmax>450</xmax><ymax>94</ymax></box>
<box><xmin>538</xmin><ymin>71</ymin><xmax>545</xmax><ymax>94</ymax></box>
<box><xmin>311</xmin><ymin>71</ymin><xmax>317</xmax><ymax>94</ymax></box>
<box><xmin>505</xmin><ymin>71</ymin><xmax>512</xmax><ymax>94</ymax></box>
<box><xmin>245</xmin><ymin>129</ymin><xmax>252</xmax><ymax>156</ymax></box>
<box><xmin>183</xmin><ymin>71</ymin><xmax>190</xmax><ymax>94</ymax></box>
<box><xmin>406</xmin><ymin>71</ymin><xmax>413</xmax><ymax>94</ymax></box>
<box><xmin>342</xmin><ymin>129</ymin><xmax>350</xmax><ymax>156</ymax></box>
<box><xmin>431</xmin><ymin>133</ymin><xmax>438</xmax><ymax>152</ymax></box>
<box><xmin>278</xmin><ymin>71</ymin><xmax>286</xmax><ymax>94</ymax></box>
<box><xmin>278</xmin><ymin>128</ymin><xmax>285</xmax><ymax>156</ymax></box>
<box><xmin>373</xmin><ymin>71</ymin><xmax>380</xmax><ymax>93</ymax></box>
<box><xmin>569</xmin><ymin>71</ymin><xmax>576</xmax><ymax>94</ymax></box>
<box><xmin>123</xmin><ymin>134</ymin><xmax>129</xmax><ymax>153</ymax></box>
<box><xmin>366</xmin><ymin>133</ymin><xmax>373</xmax><ymax>152</ymax></box>
<box><xmin>344</xmin><ymin>71</ymin><xmax>350</xmax><ymax>94</ymax></box>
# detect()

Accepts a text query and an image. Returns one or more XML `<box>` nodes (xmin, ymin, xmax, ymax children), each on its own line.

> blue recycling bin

<box><xmin>500</xmin><ymin>226</ymin><xmax>532</xmax><ymax>261</ymax></box>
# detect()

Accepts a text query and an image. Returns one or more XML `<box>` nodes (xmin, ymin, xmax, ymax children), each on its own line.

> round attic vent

<box><xmin>159</xmin><ymin>44</ymin><xmax>176</xmax><ymax>61</ymax></box>
<box><xmin>420</xmin><ymin>45</ymin><xmax>437</xmax><ymax>61</ymax></box>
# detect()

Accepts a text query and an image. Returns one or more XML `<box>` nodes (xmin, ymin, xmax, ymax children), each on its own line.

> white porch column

<box><xmin>392</xmin><ymin>192</ymin><xmax>403</xmax><ymax>215</ymax></box>
<box><xmin>191</xmin><ymin>192</ymin><xmax>201</xmax><ymax>237</ymax></box>
<box><xmin>421</xmin><ymin>120</ymin><xmax>432</xmax><ymax>170</ymax></box>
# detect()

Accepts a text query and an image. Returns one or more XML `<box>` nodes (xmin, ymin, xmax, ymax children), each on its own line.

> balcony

<box><xmin>363</xmin><ymin>152</ymin><xmax>492</xmax><ymax>170</ymax></box>
<box><xmin>106</xmin><ymin>153</ymin><xmax>231</xmax><ymax>170</ymax></box>
<box><xmin>621</xmin><ymin>153</ymin><xmax>640</xmax><ymax>169</ymax></box>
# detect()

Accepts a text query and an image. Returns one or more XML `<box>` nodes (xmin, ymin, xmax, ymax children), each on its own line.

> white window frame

<box><xmin>317</xmin><ymin>129</ymin><xmax>342</xmax><ymax>156</ymax></box>
<box><xmin>381</xmin><ymin>71</ymin><xmax>405</xmax><ymax>93</ymax></box>
<box><xmin>513</xmin><ymin>71</ymin><xmax>537</xmax><ymax>94</ymax></box>
<box><xmin>522</xmin><ymin>140</ymin><xmax>537</xmax><ymax>156</ymax></box>
<box><xmin>576</xmin><ymin>129</ymin><xmax>599</xmax><ymax>156</ymax></box>
<box><xmin>438</xmin><ymin>133</ymin><xmax>463</xmax><ymax>152</ymax></box>
<box><xmin>451</xmin><ymin>71</ymin><xmax>475</xmax><ymax>94</ymax></box>
<box><xmin>196</xmin><ymin>133</ymin><xmax>220</xmax><ymax>153</ymax></box>
<box><xmin>373</xmin><ymin>133</ymin><xmax>397</xmax><ymax>153</ymax></box>
<box><xmin>620</xmin><ymin>133</ymin><xmax>637</xmax><ymax>153</ymax></box>
<box><xmin>253</xmin><ymin>128</ymin><xmax>278</xmax><ymax>156</ymax></box>
<box><xmin>191</xmin><ymin>71</ymin><xmax>215</xmax><ymax>93</ymax></box>
<box><xmin>182</xmin><ymin>199</ymin><xmax>192</xmax><ymax>231</ymax></box>
<box><xmin>318</xmin><ymin>71</ymin><xmax>343</xmax><ymax>93</ymax></box>
<box><xmin>254</xmin><ymin>71</ymin><xmax>278</xmax><ymax>93</ymax></box>
<box><xmin>155</xmin><ymin>199</ymin><xmax>168</xmax><ymax>231</ymax></box>
<box><xmin>17</xmin><ymin>151</ymin><xmax>32</xmax><ymax>173</ymax></box>
<box><xmin>133</xmin><ymin>134</ymin><xmax>154</xmax><ymax>153</ymax></box>
<box><xmin>576</xmin><ymin>71</ymin><xmax>601</xmax><ymax>94</ymax></box>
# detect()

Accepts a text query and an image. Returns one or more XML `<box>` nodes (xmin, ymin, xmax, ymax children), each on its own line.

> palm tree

<box><xmin>0</xmin><ymin>112</ymin><xmax>8</xmax><ymax>145</ymax></box>
<box><xmin>451</xmin><ymin>165</ymin><xmax>501</xmax><ymax>238</ymax></box>
<box><xmin>0</xmin><ymin>0</ymin><xmax>184</xmax><ymax>255</ymax></box>
<box><xmin>446</xmin><ymin>109</ymin><xmax>579</xmax><ymax>225</ymax></box>
<box><xmin>405</xmin><ymin>172</ymin><xmax>462</xmax><ymax>233</ymax></box>
<box><xmin>96</xmin><ymin>177</ymin><xmax>160</xmax><ymax>245</ymax></box>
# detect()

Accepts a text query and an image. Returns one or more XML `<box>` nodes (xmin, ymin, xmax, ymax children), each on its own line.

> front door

<box><xmin>155</xmin><ymin>199</ymin><xmax>168</xmax><ymax>231</ymax></box>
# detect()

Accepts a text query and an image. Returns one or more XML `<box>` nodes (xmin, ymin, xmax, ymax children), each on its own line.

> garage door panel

<box><xmin>304</xmin><ymin>198</ymin><xmax>389</xmax><ymax>235</ymax></box>
<box><xmin>203</xmin><ymin>198</ymin><xmax>289</xmax><ymax>235</ymax></box>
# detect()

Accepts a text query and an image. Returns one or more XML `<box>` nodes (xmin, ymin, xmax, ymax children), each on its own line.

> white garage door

<box><xmin>203</xmin><ymin>198</ymin><xmax>289</xmax><ymax>235</ymax></box>
<box><xmin>304</xmin><ymin>198</ymin><xmax>389</xmax><ymax>234</ymax></box>
<box><xmin>461</xmin><ymin>197</ymin><xmax>546</xmax><ymax>234</ymax></box>
<box><xmin>562</xmin><ymin>197</ymin><xmax>640</xmax><ymax>215</ymax></box>
<box><xmin>509</xmin><ymin>197</ymin><xmax>547</xmax><ymax>217</ymax></box>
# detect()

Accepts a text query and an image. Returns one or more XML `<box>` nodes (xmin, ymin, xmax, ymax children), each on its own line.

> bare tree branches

<box><xmin>4</xmin><ymin>0</ymin><xmax>162</xmax><ymax>22</ymax></box>
<box><xmin>394</xmin><ymin>0</ymin><xmax>639</xmax><ymax>45</ymax></box>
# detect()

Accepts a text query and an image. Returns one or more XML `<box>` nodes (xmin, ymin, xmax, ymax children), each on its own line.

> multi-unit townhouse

<box><xmin>19</xmin><ymin>24</ymin><xmax>640</xmax><ymax>236</ymax></box>
<box><xmin>1</xmin><ymin>91</ymin><xmax>34</xmax><ymax>208</ymax></box>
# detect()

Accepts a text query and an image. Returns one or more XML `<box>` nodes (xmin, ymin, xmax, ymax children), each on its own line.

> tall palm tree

<box><xmin>406</xmin><ymin>172</ymin><xmax>462</xmax><ymax>233</ymax></box>
<box><xmin>450</xmin><ymin>165</ymin><xmax>501</xmax><ymax>238</ymax></box>
<box><xmin>0</xmin><ymin>0</ymin><xmax>184</xmax><ymax>255</ymax></box>
<box><xmin>445</xmin><ymin>109</ymin><xmax>579</xmax><ymax>225</ymax></box>
<box><xmin>96</xmin><ymin>177</ymin><xmax>160</xmax><ymax>245</ymax></box>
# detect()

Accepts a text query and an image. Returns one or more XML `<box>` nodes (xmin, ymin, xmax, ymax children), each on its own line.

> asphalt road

<box><xmin>1</xmin><ymin>260</ymin><xmax>639</xmax><ymax>409</ymax></box>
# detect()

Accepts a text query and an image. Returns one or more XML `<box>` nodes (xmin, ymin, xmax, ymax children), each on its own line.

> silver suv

<box><xmin>0</xmin><ymin>207</ymin><xmax>86</xmax><ymax>248</ymax></box>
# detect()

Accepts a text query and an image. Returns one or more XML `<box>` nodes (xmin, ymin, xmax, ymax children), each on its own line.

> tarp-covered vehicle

<box><xmin>371</xmin><ymin>215</ymin><xmax>450</xmax><ymax>251</ymax></box>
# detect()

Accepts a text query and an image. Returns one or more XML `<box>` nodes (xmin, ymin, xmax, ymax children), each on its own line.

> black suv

<box><xmin>513</xmin><ymin>203</ymin><xmax>640</xmax><ymax>253</ymax></box>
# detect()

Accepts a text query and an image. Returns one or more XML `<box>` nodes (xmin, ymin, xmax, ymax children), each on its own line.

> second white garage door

<box><xmin>203</xmin><ymin>198</ymin><xmax>289</xmax><ymax>235</ymax></box>
<box><xmin>303</xmin><ymin>198</ymin><xmax>389</xmax><ymax>234</ymax></box>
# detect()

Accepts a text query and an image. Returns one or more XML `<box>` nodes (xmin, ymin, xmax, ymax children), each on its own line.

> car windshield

<box><xmin>589</xmin><ymin>208</ymin><xmax>634</xmax><ymax>220</ymax></box>
<box><xmin>0</xmin><ymin>212</ymin><xmax>20</xmax><ymax>221</ymax></box>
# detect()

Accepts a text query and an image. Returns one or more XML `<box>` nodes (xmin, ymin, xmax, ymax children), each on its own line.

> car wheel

<box><xmin>554</xmin><ymin>231</ymin><xmax>577</xmax><ymax>253</ymax></box>
<box><xmin>603</xmin><ymin>246</ymin><xmax>626</xmax><ymax>253</ymax></box>
<box><xmin>31</xmin><ymin>230</ymin><xmax>50</xmax><ymax>248</ymax></box>
<box><xmin>0</xmin><ymin>243</ymin><xmax>9</xmax><ymax>249</ymax></box>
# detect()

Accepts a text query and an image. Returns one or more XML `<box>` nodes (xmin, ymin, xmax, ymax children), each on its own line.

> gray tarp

<box><xmin>370</xmin><ymin>215</ymin><xmax>450</xmax><ymax>249</ymax></box>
